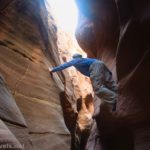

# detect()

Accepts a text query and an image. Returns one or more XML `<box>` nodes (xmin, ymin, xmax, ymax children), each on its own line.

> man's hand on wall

<box><xmin>49</xmin><ymin>67</ymin><xmax>53</xmax><ymax>76</ymax></box>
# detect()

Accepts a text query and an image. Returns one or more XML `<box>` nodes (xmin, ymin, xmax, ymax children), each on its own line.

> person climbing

<box><xmin>49</xmin><ymin>53</ymin><xmax>118</xmax><ymax>111</ymax></box>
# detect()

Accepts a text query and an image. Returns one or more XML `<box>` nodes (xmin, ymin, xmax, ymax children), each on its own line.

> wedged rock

<box><xmin>0</xmin><ymin>119</ymin><xmax>23</xmax><ymax>150</ymax></box>
<box><xmin>0</xmin><ymin>74</ymin><xmax>27</xmax><ymax>127</ymax></box>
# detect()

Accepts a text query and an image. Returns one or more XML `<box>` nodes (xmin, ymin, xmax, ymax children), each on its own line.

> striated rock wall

<box><xmin>0</xmin><ymin>0</ymin><xmax>94</xmax><ymax>149</ymax></box>
<box><xmin>75</xmin><ymin>0</ymin><xmax>150</xmax><ymax>150</ymax></box>
<box><xmin>0</xmin><ymin>0</ymin><xmax>71</xmax><ymax>149</ymax></box>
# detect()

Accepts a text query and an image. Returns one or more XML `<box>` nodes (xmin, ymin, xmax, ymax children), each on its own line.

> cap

<box><xmin>72</xmin><ymin>53</ymin><xmax>82</xmax><ymax>59</ymax></box>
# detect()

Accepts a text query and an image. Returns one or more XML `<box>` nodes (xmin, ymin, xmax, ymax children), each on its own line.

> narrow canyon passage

<box><xmin>0</xmin><ymin>0</ymin><xmax>149</xmax><ymax>150</ymax></box>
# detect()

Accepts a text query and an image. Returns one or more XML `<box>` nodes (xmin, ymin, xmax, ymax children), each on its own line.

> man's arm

<box><xmin>50</xmin><ymin>59</ymin><xmax>81</xmax><ymax>73</ymax></box>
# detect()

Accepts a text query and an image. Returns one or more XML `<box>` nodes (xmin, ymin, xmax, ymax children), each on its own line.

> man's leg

<box><xmin>95</xmin><ymin>85</ymin><xmax>117</xmax><ymax>111</ymax></box>
<box><xmin>89</xmin><ymin>60</ymin><xmax>117</xmax><ymax>111</ymax></box>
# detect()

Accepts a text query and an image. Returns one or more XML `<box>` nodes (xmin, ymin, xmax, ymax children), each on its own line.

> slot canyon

<box><xmin>0</xmin><ymin>0</ymin><xmax>149</xmax><ymax>150</ymax></box>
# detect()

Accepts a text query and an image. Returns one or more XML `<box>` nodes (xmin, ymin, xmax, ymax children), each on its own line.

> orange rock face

<box><xmin>0</xmin><ymin>0</ymin><xmax>70</xmax><ymax>149</ymax></box>
<box><xmin>0</xmin><ymin>0</ymin><xmax>94</xmax><ymax>149</ymax></box>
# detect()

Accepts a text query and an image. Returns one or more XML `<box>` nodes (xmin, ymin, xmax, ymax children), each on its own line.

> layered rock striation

<box><xmin>0</xmin><ymin>0</ymin><xmax>70</xmax><ymax>149</ymax></box>
<box><xmin>0</xmin><ymin>0</ymin><xmax>94</xmax><ymax>149</ymax></box>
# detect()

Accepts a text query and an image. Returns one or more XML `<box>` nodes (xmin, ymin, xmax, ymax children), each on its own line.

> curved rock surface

<box><xmin>75</xmin><ymin>0</ymin><xmax>119</xmax><ymax>80</ymax></box>
<box><xmin>75</xmin><ymin>0</ymin><xmax>150</xmax><ymax>150</ymax></box>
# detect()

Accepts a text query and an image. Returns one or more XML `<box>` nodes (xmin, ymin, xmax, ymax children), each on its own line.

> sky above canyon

<box><xmin>48</xmin><ymin>0</ymin><xmax>78</xmax><ymax>34</ymax></box>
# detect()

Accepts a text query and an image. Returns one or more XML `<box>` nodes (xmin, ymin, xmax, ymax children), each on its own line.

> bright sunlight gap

<box><xmin>48</xmin><ymin>0</ymin><xmax>78</xmax><ymax>34</ymax></box>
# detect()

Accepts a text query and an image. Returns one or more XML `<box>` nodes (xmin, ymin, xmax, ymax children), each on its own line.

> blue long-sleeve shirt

<box><xmin>51</xmin><ymin>58</ymin><xmax>97</xmax><ymax>77</ymax></box>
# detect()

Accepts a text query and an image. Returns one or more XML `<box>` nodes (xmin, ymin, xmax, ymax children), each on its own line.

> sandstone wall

<box><xmin>0</xmin><ymin>0</ymin><xmax>70</xmax><ymax>149</ymax></box>
<box><xmin>0</xmin><ymin>0</ymin><xmax>95</xmax><ymax>149</ymax></box>
<box><xmin>1</xmin><ymin>0</ymin><xmax>149</xmax><ymax>150</ymax></box>
<box><xmin>75</xmin><ymin>0</ymin><xmax>150</xmax><ymax>150</ymax></box>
